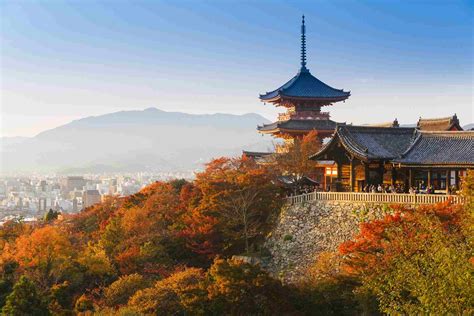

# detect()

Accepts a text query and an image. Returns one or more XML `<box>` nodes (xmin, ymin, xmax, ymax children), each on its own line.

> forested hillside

<box><xmin>0</xmin><ymin>150</ymin><xmax>473</xmax><ymax>315</ymax></box>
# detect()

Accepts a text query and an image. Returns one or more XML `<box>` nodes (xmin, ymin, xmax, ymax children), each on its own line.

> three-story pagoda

<box><xmin>258</xmin><ymin>16</ymin><xmax>350</xmax><ymax>142</ymax></box>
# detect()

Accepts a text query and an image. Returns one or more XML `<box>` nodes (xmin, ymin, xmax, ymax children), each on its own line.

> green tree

<box><xmin>0</xmin><ymin>279</ymin><xmax>12</xmax><ymax>310</ymax></box>
<box><xmin>1</xmin><ymin>276</ymin><xmax>49</xmax><ymax>316</ymax></box>
<box><xmin>43</xmin><ymin>209</ymin><xmax>60</xmax><ymax>222</ymax></box>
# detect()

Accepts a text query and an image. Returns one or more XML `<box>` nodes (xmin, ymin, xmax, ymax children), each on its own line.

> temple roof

<box><xmin>259</xmin><ymin>69</ymin><xmax>351</xmax><ymax>102</ymax></box>
<box><xmin>260</xmin><ymin>16</ymin><xmax>350</xmax><ymax>103</ymax></box>
<box><xmin>417</xmin><ymin>114</ymin><xmax>463</xmax><ymax>131</ymax></box>
<box><xmin>394</xmin><ymin>131</ymin><xmax>474</xmax><ymax>166</ymax></box>
<box><xmin>242</xmin><ymin>151</ymin><xmax>273</xmax><ymax>158</ymax></box>
<box><xmin>310</xmin><ymin>125</ymin><xmax>417</xmax><ymax>161</ymax></box>
<box><xmin>258</xmin><ymin>119</ymin><xmax>339</xmax><ymax>133</ymax></box>
<box><xmin>366</xmin><ymin>119</ymin><xmax>399</xmax><ymax>128</ymax></box>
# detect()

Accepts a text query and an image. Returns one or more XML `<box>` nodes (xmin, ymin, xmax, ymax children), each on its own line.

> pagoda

<box><xmin>258</xmin><ymin>16</ymin><xmax>350</xmax><ymax>143</ymax></box>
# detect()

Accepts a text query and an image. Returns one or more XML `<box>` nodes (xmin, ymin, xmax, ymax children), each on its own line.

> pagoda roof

<box><xmin>394</xmin><ymin>131</ymin><xmax>474</xmax><ymax>167</ymax></box>
<box><xmin>311</xmin><ymin>125</ymin><xmax>417</xmax><ymax>161</ymax></box>
<box><xmin>258</xmin><ymin>119</ymin><xmax>339</xmax><ymax>134</ymax></box>
<box><xmin>260</xmin><ymin>69</ymin><xmax>350</xmax><ymax>102</ymax></box>
<box><xmin>417</xmin><ymin>114</ymin><xmax>463</xmax><ymax>131</ymax></box>
<box><xmin>260</xmin><ymin>16</ymin><xmax>350</xmax><ymax>103</ymax></box>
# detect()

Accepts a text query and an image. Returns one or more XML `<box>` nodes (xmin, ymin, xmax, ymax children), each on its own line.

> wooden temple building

<box><xmin>247</xmin><ymin>17</ymin><xmax>473</xmax><ymax>195</ymax></box>
<box><xmin>310</xmin><ymin>125</ymin><xmax>474</xmax><ymax>193</ymax></box>
<box><xmin>257</xmin><ymin>16</ymin><xmax>350</xmax><ymax>147</ymax></box>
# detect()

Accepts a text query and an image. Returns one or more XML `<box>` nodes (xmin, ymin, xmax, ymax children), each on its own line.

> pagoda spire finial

<box><xmin>300</xmin><ymin>15</ymin><xmax>308</xmax><ymax>71</ymax></box>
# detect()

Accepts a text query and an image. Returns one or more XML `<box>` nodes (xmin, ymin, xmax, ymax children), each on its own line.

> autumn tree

<box><xmin>128</xmin><ymin>268</ymin><xmax>208</xmax><ymax>315</ymax></box>
<box><xmin>9</xmin><ymin>226</ymin><xmax>75</xmax><ymax>290</ymax></box>
<box><xmin>195</xmin><ymin>157</ymin><xmax>283</xmax><ymax>254</ymax></box>
<box><xmin>339</xmin><ymin>202</ymin><xmax>473</xmax><ymax>314</ymax></box>
<box><xmin>273</xmin><ymin>130</ymin><xmax>322</xmax><ymax>193</ymax></box>
<box><xmin>297</xmin><ymin>252</ymin><xmax>378</xmax><ymax>315</ymax></box>
<box><xmin>207</xmin><ymin>258</ymin><xmax>294</xmax><ymax>315</ymax></box>
<box><xmin>103</xmin><ymin>273</ymin><xmax>150</xmax><ymax>307</ymax></box>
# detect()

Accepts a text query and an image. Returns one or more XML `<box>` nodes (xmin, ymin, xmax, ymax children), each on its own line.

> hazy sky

<box><xmin>1</xmin><ymin>0</ymin><xmax>473</xmax><ymax>137</ymax></box>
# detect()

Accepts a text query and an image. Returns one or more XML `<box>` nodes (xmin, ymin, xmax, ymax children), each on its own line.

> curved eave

<box><xmin>259</xmin><ymin>93</ymin><xmax>350</xmax><ymax>104</ymax></box>
<box><xmin>395</xmin><ymin>162</ymin><xmax>474</xmax><ymax>168</ymax></box>
<box><xmin>309</xmin><ymin>131</ymin><xmax>369</xmax><ymax>162</ymax></box>
<box><xmin>258</xmin><ymin>128</ymin><xmax>333</xmax><ymax>135</ymax></box>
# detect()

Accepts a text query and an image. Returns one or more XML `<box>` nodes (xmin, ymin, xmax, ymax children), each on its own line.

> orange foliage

<box><xmin>6</xmin><ymin>226</ymin><xmax>74</xmax><ymax>289</ymax></box>
<box><xmin>339</xmin><ymin>201</ymin><xmax>464</xmax><ymax>276</ymax></box>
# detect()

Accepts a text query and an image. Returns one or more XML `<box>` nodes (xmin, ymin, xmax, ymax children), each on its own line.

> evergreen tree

<box><xmin>43</xmin><ymin>209</ymin><xmax>59</xmax><ymax>222</ymax></box>
<box><xmin>0</xmin><ymin>279</ymin><xmax>12</xmax><ymax>310</ymax></box>
<box><xmin>1</xmin><ymin>276</ymin><xmax>49</xmax><ymax>316</ymax></box>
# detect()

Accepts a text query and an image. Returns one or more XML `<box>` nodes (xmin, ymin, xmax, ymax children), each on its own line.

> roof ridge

<box><xmin>399</xmin><ymin>130</ymin><xmax>423</xmax><ymax>158</ymax></box>
<box><xmin>344</xmin><ymin>125</ymin><xmax>414</xmax><ymax>132</ymax></box>
<box><xmin>337</xmin><ymin>126</ymin><xmax>369</xmax><ymax>156</ymax></box>
<box><xmin>420</xmin><ymin>130</ymin><xmax>474</xmax><ymax>136</ymax></box>
<box><xmin>418</xmin><ymin>116</ymin><xmax>454</xmax><ymax>122</ymax></box>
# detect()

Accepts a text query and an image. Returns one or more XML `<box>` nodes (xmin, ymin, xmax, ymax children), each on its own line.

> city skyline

<box><xmin>1</xmin><ymin>0</ymin><xmax>473</xmax><ymax>137</ymax></box>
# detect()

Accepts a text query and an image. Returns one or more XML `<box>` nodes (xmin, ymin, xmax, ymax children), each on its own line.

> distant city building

<box><xmin>82</xmin><ymin>190</ymin><xmax>101</xmax><ymax>208</ymax></box>
<box><xmin>61</xmin><ymin>176</ymin><xmax>86</xmax><ymax>197</ymax></box>
<box><xmin>38</xmin><ymin>197</ymin><xmax>47</xmax><ymax>213</ymax></box>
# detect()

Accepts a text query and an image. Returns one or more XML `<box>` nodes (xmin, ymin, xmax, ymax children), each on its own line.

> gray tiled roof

<box><xmin>394</xmin><ymin>131</ymin><xmax>474</xmax><ymax>166</ymax></box>
<box><xmin>260</xmin><ymin>69</ymin><xmax>350</xmax><ymax>101</ymax></box>
<box><xmin>258</xmin><ymin>119</ymin><xmax>339</xmax><ymax>132</ymax></box>
<box><xmin>311</xmin><ymin>125</ymin><xmax>417</xmax><ymax>161</ymax></box>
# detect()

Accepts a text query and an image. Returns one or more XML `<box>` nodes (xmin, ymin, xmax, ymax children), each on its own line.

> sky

<box><xmin>0</xmin><ymin>0</ymin><xmax>473</xmax><ymax>137</ymax></box>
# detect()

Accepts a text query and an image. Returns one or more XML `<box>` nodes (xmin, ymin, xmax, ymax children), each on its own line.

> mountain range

<box><xmin>0</xmin><ymin>108</ymin><xmax>274</xmax><ymax>175</ymax></box>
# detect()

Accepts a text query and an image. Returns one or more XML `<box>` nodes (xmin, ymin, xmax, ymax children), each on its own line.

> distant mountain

<box><xmin>463</xmin><ymin>123</ymin><xmax>474</xmax><ymax>130</ymax></box>
<box><xmin>0</xmin><ymin>108</ymin><xmax>274</xmax><ymax>174</ymax></box>
<box><xmin>0</xmin><ymin>136</ymin><xmax>30</xmax><ymax>147</ymax></box>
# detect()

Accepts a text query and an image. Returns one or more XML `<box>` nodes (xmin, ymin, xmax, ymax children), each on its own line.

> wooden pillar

<box><xmin>446</xmin><ymin>169</ymin><xmax>450</xmax><ymax>194</ymax></box>
<box><xmin>404</xmin><ymin>168</ymin><xmax>410</xmax><ymax>192</ymax></box>
<box><xmin>350</xmin><ymin>158</ymin><xmax>355</xmax><ymax>192</ymax></box>
<box><xmin>408</xmin><ymin>169</ymin><xmax>413</xmax><ymax>189</ymax></box>
<box><xmin>379</xmin><ymin>161</ymin><xmax>384</xmax><ymax>185</ymax></box>
<box><xmin>427</xmin><ymin>170</ymin><xmax>431</xmax><ymax>188</ymax></box>
<box><xmin>364</xmin><ymin>162</ymin><xmax>369</xmax><ymax>186</ymax></box>
<box><xmin>455</xmin><ymin>170</ymin><xmax>459</xmax><ymax>191</ymax></box>
<box><xmin>392</xmin><ymin>166</ymin><xmax>397</xmax><ymax>185</ymax></box>
<box><xmin>336</xmin><ymin>162</ymin><xmax>342</xmax><ymax>182</ymax></box>
<box><xmin>335</xmin><ymin>161</ymin><xmax>342</xmax><ymax>192</ymax></box>
<box><xmin>324</xmin><ymin>168</ymin><xmax>327</xmax><ymax>192</ymax></box>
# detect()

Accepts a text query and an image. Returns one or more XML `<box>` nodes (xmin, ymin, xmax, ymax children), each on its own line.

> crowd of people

<box><xmin>361</xmin><ymin>182</ymin><xmax>457</xmax><ymax>195</ymax></box>
<box><xmin>362</xmin><ymin>183</ymin><xmax>405</xmax><ymax>194</ymax></box>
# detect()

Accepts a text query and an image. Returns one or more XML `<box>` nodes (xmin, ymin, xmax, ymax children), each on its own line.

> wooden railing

<box><xmin>287</xmin><ymin>191</ymin><xmax>464</xmax><ymax>205</ymax></box>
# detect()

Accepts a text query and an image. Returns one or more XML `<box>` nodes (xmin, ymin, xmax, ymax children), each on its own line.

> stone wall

<box><xmin>264</xmin><ymin>200</ymin><xmax>394</xmax><ymax>283</ymax></box>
